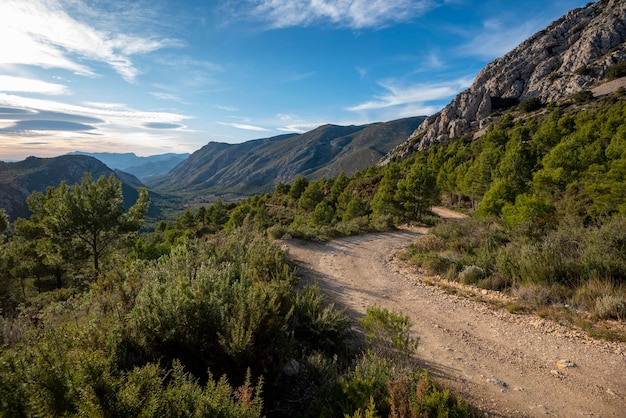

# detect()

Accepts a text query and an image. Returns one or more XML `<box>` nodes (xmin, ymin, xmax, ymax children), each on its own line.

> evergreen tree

<box><xmin>18</xmin><ymin>173</ymin><xmax>149</xmax><ymax>276</ymax></box>
<box><xmin>395</xmin><ymin>163</ymin><xmax>439</xmax><ymax>221</ymax></box>
<box><xmin>298</xmin><ymin>181</ymin><xmax>324</xmax><ymax>212</ymax></box>
<box><xmin>371</xmin><ymin>163</ymin><xmax>402</xmax><ymax>219</ymax></box>
<box><xmin>289</xmin><ymin>176</ymin><xmax>309</xmax><ymax>200</ymax></box>
<box><xmin>0</xmin><ymin>208</ymin><xmax>7</xmax><ymax>237</ymax></box>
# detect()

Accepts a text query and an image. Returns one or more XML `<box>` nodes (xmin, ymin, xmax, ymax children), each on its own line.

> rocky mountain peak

<box><xmin>383</xmin><ymin>0</ymin><xmax>626</xmax><ymax>162</ymax></box>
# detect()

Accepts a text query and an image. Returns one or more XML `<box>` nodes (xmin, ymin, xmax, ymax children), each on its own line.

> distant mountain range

<box><xmin>148</xmin><ymin>116</ymin><xmax>425</xmax><ymax>197</ymax></box>
<box><xmin>67</xmin><ymin>151</ymin><xmax>189</xmax><ymax>180</ymax></box>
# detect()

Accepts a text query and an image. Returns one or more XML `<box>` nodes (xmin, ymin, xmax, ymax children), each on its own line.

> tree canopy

<box><xmin>17</xmin><ymin>173</ymin><xmax>149</xmax><ymax>276</ymax></box>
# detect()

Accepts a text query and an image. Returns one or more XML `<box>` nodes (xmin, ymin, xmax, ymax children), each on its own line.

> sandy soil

<box><xmin>592</xmin><ymin>76</ymin><xmax>626</xmax><ymax>98</ymax></box>
<box><xmin>283</xmin><ymin>208</ymin><xmax>626</xmax><ymax>417</ymax></box>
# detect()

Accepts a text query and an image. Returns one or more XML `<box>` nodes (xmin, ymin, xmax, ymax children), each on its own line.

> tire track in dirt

<box><xmin>284</xmin><ymin>215</ymin><xmax>626</xmax><ymax>417</ymax></box>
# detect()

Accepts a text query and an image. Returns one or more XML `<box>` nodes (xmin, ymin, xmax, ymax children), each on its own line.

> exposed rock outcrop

<box><xmin>383</xmin><ymin>0</ymin><xmax>626</xmax><ymax>163</ymax></box>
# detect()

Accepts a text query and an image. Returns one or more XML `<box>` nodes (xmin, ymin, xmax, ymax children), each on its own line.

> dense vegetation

<box><xmin>1</xmin><ymin>87</ymin><xmax>625</xmax><ymax>416</ymax></box>
<box><xmin>0</xmin><ymin>173</ymin><xmax>470</xmax><ymax>416</ymax></box>
<box><xmin>401</xmin><ymin>93</ymin><xmax>626</xmax><ymax>332</ymax></box>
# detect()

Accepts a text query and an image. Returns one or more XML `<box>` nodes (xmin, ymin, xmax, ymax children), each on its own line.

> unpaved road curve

<box><xmin>284</xmin><ymin>217</ymin><xmax>626</xmax><ymax>417</ymax></box>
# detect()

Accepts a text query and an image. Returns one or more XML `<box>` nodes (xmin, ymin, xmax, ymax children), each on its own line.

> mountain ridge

<box><xmin>148</xmin><ymin>117</ymin><xmax>425</xmax><ymax>197</ymax></box>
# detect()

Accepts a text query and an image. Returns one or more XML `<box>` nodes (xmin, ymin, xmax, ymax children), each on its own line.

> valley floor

<box><xmin>284</xmin><ymin>211</ymin><xmax>626</xmax><ymax>417</ymax></box>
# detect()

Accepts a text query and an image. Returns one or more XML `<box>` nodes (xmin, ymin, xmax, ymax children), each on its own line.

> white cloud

<box><xmin>151</xmin><ymin>92</ymin><xmax>189</xmax><ymax>104</ymax></box>
<box><xmin>0</xmin><ymin>75</ymin><xmax>69</xmax><ymax>95</ymax></box>
<box><xmin>0</xmin><ymin>92</ymin><xmax>194</xmax><ymax>160</ymax></box>
<box><xmin>356</xmin><ymin>67</ymin><xmax>368</xmax><ymax>79</ymax></box>
<box><xmin>214</xmin><ymin>105</ymin><xmax>239</xmax><ymax>112</ymax></box>
<box><xmin>276</xmin><ymin>123</ymin><xmax>319</xmax><ymax>133</ymax></box>
<box><xmin>457</xmin><ymin>17</ymin><xmax>542</xmax><ymax>59</ymax></box>
<box><xmin>217</xmin><ymin>122</ymin><xmax>270</xmax><ymax>132</ymax></box>
<box><xmin>425</xmin><ymin>51</ymin><xmax>445</xmax><ymax>70</ymax></box>
<box><xmin>0</xmin><ymin>93</ymin><xmax>190</xmax><ymax>130</ymax></box>
<box><xmin>245</xmin><ymin>0</ymin><xmax>435</xmax><ymax>29</ymax></box>
<box><xmin>347</xmin><ymin>76</ymin><xmax>473</xmax><ymax>112</ymax></box>
<box><xmin>82</xmin><ymin>101</ymin><xmax>126</xmax><ymax>109</ymax></box>
<box><xmin>0</xmin><ymin>0</ymin><xmax>178</xmax><ymax>82</ymax></box>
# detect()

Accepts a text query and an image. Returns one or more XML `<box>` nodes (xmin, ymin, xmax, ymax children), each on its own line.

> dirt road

<box><xmin>284</xmin><ymin>212</ymin><xmax>626</xmax><ymax>417</ymax></box>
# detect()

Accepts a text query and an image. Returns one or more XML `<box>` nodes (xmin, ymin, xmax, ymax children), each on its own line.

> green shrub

<box><xmin>267</xmin><ymin>224</ymin><xmax>288</xmax><ymax>239</ymax></box>
<box><xmin>605</xmin><ymin>61</ymin><xmax>626</xmax><ymax>81</ymax></box>
<box><xmin>410</xmin><ymin>252</ymin><xmax>452</xmax><ymax>275</ymax></box>
<box><xmin>520</xmin><ymin>97</ymin><xmax>543</xmax><ymax>112</ymax></box>
<box><xmin>476</xmin><ymin>274</ymin><xmax>511</xmax><ymax>291</ymax></box>
<box><xmin>411</xmin><ymin>234</ymin><xmax>445</xmax><ymax>252</ymax></box>
<box><xmin>594</xmin><ymin>295</ymin><xmax>626</xmax><ymax>320</ymax></box>
<box><xmin>370</xmin><ymin>214</ymin><xmax>395</xmax><ymax>231</ymax></box>
<box><xmin>572</xmin><ymin>89</ymin><xmax>594</xmax><ymax>104</ymax></box>
<box><xmin>359</xmin><ymin>306</ymin><xmax>418</xmax><ymax>358</ymax></box>
<box><xmin>458</xmin><ymin>265</ymin><xmax>485</xmax><ymax>285</ymax></box>
<box><xmin>292</xmin><ymin>285</ymin><xmax>352</xmax><ymax>356</ymax></box>
<box><xmin>513</xmin><ymin>284</ymin><xmax>553</xmax><ymax>309</ymax></box>
<box><xmin>131</xmin><ymin>238</ymin><xmax>295</xmax><ymax>381</ymax></box>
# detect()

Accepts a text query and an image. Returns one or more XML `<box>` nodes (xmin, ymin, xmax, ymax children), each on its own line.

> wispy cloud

<box><xmin>281</xmin><ymin>71</ymin><xmax>318</xmax><ymax>83</ymax></box>
<box><xmin>217</xmin><ymin>122</ymin><xmax>270</xmax><ymax>132</ymax></box>
<box><xmin>456</xmin><ymin>17</ymin><xmax>542</xmax><ymax>59</ymax></box>
<box><xmin>0</xmin><ymin>75</ymin><xmax>69</xmax><ymax>95</ymax></box>
<box><xmin>0</xmin><ymin>93</ymin><xmax>190</xmax><ymax>133</ymax></box>
<box><xmin>273</xmin><ymin>113</ymin><xmax>320</xmax><ymax>133</ymax></box>
<box><xmin>82</xmin><ymin>101</ymin><xmax>126</xmax><ymax>109</ymax></box>
<box><xmin>240</xmin><ymin>0</ymin><xmax>436</xmax><ymax>29</ymax></box>
<box><xmin>425</xmin><ymin>51</ymin><xmax>445</xmax><ymax>70</ymax></box>
<box><xmin>0</xmin><ymin>0</ymin><xmax>179</xmax><ymax>82</ymax></box>
<box><xmin>276</xmin><ymin>123</ymin><xmax>319</xmax><ymax>133</ymax></box>
<box><xmin>151</xmin><ymin>92</ymin><xmax>189</xmax><ymax>104</ymax></box>
<box><xmin>214</xmin><ymin>105</ymin><xmax>239</xmax><ymax>112</ymax></box>
<box><xmin>0</xmin><ymin>93</ymin><xmax>194</xmax><ymax>159</ymax></box>
<box><xmin>347</xmin><ymin>76</ymin><xmax>473</xmax><ymax>112</ymax></box>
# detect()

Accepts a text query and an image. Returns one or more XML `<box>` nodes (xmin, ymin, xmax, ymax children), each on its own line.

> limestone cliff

<box><xmin>383</xmin><ymin>0</ymin><xmax>626</xmax><ymax>162</ymax></box>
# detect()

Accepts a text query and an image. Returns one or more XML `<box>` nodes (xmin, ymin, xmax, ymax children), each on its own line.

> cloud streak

<box><xmin>0</xmin><ymin>94</ymin><xmax>190</xmax><ymax>134</ymax></box>
<box><xmin>217</xmin><ymin>122</ymin><xmax>271</xmax><ymax>132</ymax></box>
<box><xmin>0</xmin><ymin>120</ymin><xmax>96</xmax><ymax>133</ymax></box>
<box><xmin>0</xmin><ymin>75</ymin><xmax>69</xmax><ymax>95</ymax></box>
<box><xmin>347</xmin><ymin>77</ymin><xmax>473</xmax><ymax>112</ymax></box>
<box><xmin>457</xmin><ymin>17</ymin><xmax>543</xmax><ymax>59</ymax></box>
<box><xmin>0</xmin><ymin>0</ymin><xmax>179</xmax><ymax>82</ymax></box>
<box><xmin>243</xmin><ymin>0</ymin><xmax>435</xmax><ymax>29</ymax></box>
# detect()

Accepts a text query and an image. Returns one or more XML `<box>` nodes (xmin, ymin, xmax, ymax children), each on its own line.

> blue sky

<box><xmin>0</xmin><ymin>0</ymin><xmax>590</xmax><ymax>161</ymax></box>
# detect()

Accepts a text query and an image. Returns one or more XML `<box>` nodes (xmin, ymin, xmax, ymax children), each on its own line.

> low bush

<box><xmin>605</xmin><ymin>61</ymin><xmax>626</xmax><ymax>81</ymax></box>
<box><xmin>359</xmin><ymin>306</ymin><xmax>419</xmax><ymax>358</ymax></box>
<box><xmin>458</xmin><ymin>265</ymin><xmax>485</xmax><ymax>285</ymax></box>
<box><xmin>572</xmin><ymin>89</ymin><xmax>594</xmax><ymax>104</ymax></box>
<box><xmin>409</xmin><ymin>252</ymin><xmax>453</xmax><ymax>275</ymax></box>
<box><xmin>594</xmin><ymin>295</ymin><xmax>626</xmax><ymax>320</ymax></box>
<box><xmin>411</xmin><ymin>234</ymin><xmax>445</xmax><ymax>253</ymax></box>
<box><xmin>520</xmin><ymin>97</ymin><xmax>543</xmax><ymax>112</ymax></box>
